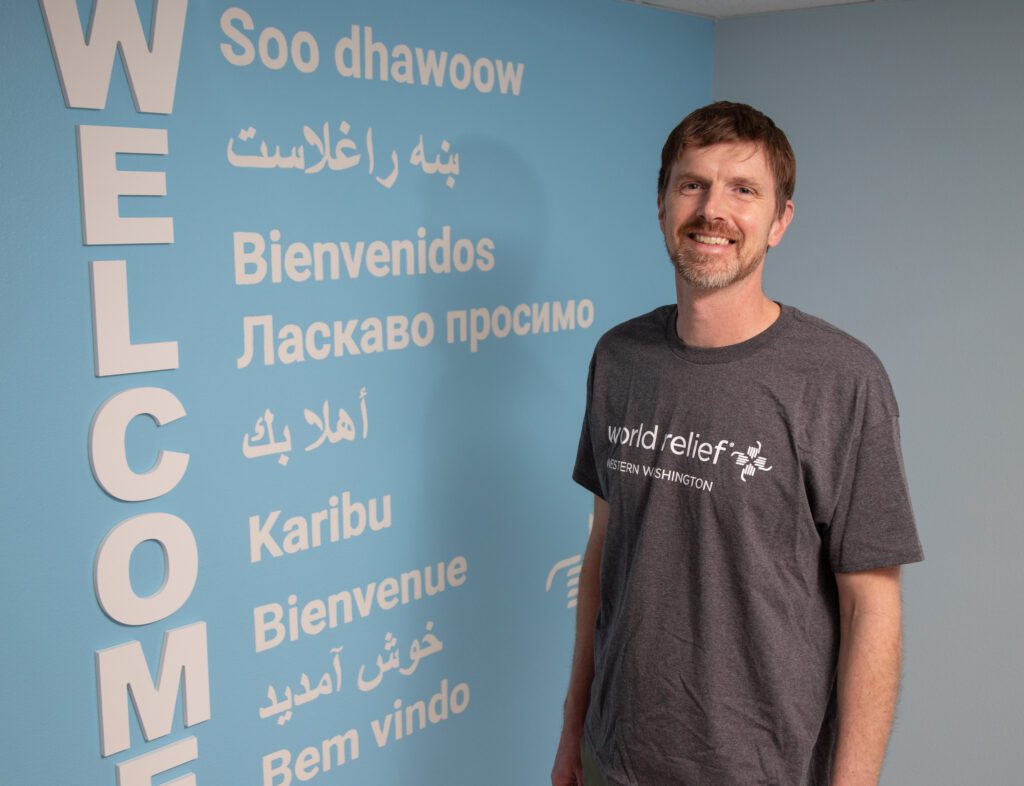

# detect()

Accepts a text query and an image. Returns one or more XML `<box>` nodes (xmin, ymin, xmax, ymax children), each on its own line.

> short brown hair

<box><xmin>658</xmin><ymin>101</ymin><xmax>796</xmax><ymax>218</ymax></box>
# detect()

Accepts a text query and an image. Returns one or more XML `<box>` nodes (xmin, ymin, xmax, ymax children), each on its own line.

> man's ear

<box><xmin>657</xmin><ymin>193</ymin><xmax>665</xmax><ymax>234</ymax></box>
<box><xmin>768</xmin><ymin>199</ymin><xmax>794</xmax><ymax>248</ymax></box>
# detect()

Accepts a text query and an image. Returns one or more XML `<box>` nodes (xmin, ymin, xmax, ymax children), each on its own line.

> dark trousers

<box><xmin>581</xmin><ymin>736</ymin><xmax>611</xmax><ymax>786</ymax></box>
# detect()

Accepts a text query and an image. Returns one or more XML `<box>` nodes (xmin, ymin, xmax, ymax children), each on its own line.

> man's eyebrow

<box><xmin>671</xmin><ymin>170</ymin><xmax>708</xmax><ymax>183</ymax></box>
<box><xmin>671</xmin><ymin>171</ymin><xmax>766</xmax><ymax>189</ymax></box>
<box><xmin>729</xmin><ymin>176</ymin><xmax>764</xmax><ymax>189</ymax></box>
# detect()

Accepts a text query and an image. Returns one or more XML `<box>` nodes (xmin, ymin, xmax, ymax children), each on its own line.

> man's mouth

<box><xmin>688</xmin><ymin>232</ymin><xmax>735</xmax><ymax>246</ymax></box>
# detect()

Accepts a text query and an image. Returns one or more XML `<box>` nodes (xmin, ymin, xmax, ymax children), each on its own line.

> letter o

<box><xmin>258</xmin><ymin>27</ymin><xmax>289</xmax><ymax>70</ymax></box>
<box><xmin>453</xmin><ymin>239</ymin><xmax>474</xmax><ymax>272</ymax></box>
<box><xmin>449</xmin><ymin>54</ymin><xmax>471</xmax><ymax>90</ymax></box>
<box><xmin>94</xmin><ymin>513</ymin><xmax>199</xmax><ymax>626</ymax></box>
<box><xmin>472</xmin><ymin>58</ymin><xmax>495</xmax><ymax>93</ymax></box>
<box><xmin>291</xmin><ymin>31</ymin><xmax>319</xmax><ymax>73</ymax></box>
<box><xmin>451</xmin><ymin>682</ymin><xmax>470</xmax><ymax>714</ymax></box>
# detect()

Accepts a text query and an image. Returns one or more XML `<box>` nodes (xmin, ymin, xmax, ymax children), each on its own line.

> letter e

<box><xmin>78</xmin><ymin>125</ymin><xmax>173</xmax><ymax>245</ymax></box>
<box><xmin>115</xmin><ymin>736</ymin><xmax>198</xmax><ymax>786</ymax></box>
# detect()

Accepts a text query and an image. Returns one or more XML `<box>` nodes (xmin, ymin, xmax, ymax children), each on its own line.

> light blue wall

<box><xmin>716</xmin><ymin>0</ymin><xmax>1024</xmax><ymax>781</ymax></box>
<box><xmin>0</xmin><ymin>1</ymin><xmax>710</xmax><ymax>784</ymax></box>
<box><xmin>10</xmin><ymin>0</ymin><xmax>1011</xmax><ymax>782</ymax></box>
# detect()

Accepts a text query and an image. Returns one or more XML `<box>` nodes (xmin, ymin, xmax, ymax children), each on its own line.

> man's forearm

<box><xmin>562</xmin><ymin>498</ymin><xmax>607</xmax><ymax>734</ymax></box>
<box><xmin>830</xmin><ymin>606</ymin><xmax>903</xmax><ymax>785</ymax></box>
<box><xmin>562</xmin><ymin>541</ymin><xmax>601</xmax><ymax>731</ymax></box>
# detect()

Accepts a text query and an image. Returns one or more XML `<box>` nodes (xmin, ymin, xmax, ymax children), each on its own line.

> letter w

<box><xmin>95</xmin><ymin>621</ymin><xmax>210</xmax><ymax>757</ymax></box>
<box><xmin>40</xmin><ymin>0</ymin><xmax>188</xmax><ymax>113</ymax></box>
<box><xmin>607</xmin><ymin>426</ymin><xmax>622</xmax><ymax>443</ymax></box>
<box><xmin>415</xmin><ymin>47</ymin><xmax>448</xmax><ymax>86</ymax></box>
<box><xmin>495</xmin><ymin>60</ymin><xmax>524</xmax><ymax>95</ymax></box>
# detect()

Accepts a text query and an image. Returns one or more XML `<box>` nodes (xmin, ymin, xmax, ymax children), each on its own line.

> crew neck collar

<box><xmin>665</xmin><ymin>302</ymin><xmax>791</xmax><ymax>364</ymax></box>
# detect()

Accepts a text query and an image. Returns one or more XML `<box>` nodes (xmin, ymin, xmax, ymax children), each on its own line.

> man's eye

<box><xmin>736</xmin><ymin>187</ymin><xmax>754</xmax><ymax>195</ymax></box>
<box><xmin>681</xmin><ymin>183</ymin><xmax>702</xmax><ymax>192</ymax></box>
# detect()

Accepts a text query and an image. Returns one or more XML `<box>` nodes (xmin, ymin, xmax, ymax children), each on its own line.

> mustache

<box><xmin>679</xmin><ymin>220</ymin><xmax>740</xmax><ymax>242</ymax></box>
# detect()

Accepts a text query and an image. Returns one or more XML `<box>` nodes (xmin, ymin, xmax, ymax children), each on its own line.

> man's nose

<box><xmin>697</xmin><ymin>185</ymin><xmax>726</xmax><ymax>222</ymax></box>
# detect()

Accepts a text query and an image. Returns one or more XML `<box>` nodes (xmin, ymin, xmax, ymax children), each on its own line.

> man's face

<box><xmin>658</xmin><ymin>141</ymin><xmax>793</xmax><ymax>291</ymax></box>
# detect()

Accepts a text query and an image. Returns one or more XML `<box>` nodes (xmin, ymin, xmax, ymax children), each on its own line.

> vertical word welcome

<box><xmin>41</xmin><ymin>1</ymin><xmax>209</xmax><ymax>784</ymax></box>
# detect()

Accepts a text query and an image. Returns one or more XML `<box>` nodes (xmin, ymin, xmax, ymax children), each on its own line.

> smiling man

<box><xmin>552</xmin><ymin>103</ymin><xmax>924</xmax><ymax>786</ymax></box>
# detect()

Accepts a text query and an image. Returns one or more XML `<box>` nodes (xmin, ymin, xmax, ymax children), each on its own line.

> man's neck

<box><xmin>674</xmin><ymin>275</ymin><xmax>781</xmax><ymax>348</ymax></box>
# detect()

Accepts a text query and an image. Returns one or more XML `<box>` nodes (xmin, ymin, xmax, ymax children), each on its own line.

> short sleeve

<box><xmin>827</xmin><ymin>415</ymin><xmax>924</xmax><ymax>572</ymax></box>
<box><xmin>572</xmin><ymin>353</ymin><xmax>605</xmax><ymax>499</ymax></box>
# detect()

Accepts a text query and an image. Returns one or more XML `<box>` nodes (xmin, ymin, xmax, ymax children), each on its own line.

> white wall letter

<box><xmin>96</xmin><ymin>622</ymin><xmax>210</xmax><ymax>757</ymax></box>
<box><xmin>40</xmin><ymin>0</ymin><xmax>187</xmax><ymax>113</ymax></box>
<box><xmin>116</xmin><ymin>736</ymin><xmax>198</xmax><ymax>786</ymax></box>
<box><xmin>94</xmin><ymin>512</ymin><xmax>198</xmax><ymax>625</ymax></box>
<box><xmin>78</xmin><ymin>125</ymin><xmax>173</xmax><ymax>245</ymax></box>
<box><xmin>89</xmin><ymin>387</ymin><xmax>189</xmax><ymax>502</ymax></box>
<box><xmin>91</xmin><ymin>260</ymin><xmax>179</xmax><ymax>376</ymax></box>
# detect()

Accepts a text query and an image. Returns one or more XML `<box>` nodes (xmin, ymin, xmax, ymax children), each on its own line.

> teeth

<box><xmin>693</xmin><ymin>234</ymin><xmax>731</xmax><ymax>245</ymax></box>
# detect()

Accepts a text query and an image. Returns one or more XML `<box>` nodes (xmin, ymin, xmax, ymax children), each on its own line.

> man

<box><xmin>552</xmin><ymin>102</ymin><xmax>924</xmax><ymax>786</ymax></box>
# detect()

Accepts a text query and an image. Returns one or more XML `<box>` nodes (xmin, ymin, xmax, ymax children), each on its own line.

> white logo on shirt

<box><xmin>732</xmin><ymin>441</ymin><xmax>773</xmax><ymax>482</ymax></box>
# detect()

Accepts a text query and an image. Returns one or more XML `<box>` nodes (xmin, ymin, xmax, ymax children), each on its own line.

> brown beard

<box><xmin>667</xmin><ymin>221</ymin><xmax>766</xmax><ymax>290</ymax></box>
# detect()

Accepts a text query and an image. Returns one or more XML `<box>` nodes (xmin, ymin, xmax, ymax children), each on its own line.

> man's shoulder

<box><xmin>593</xmin><ymin>304</ymin><xmax>674</xmax><ymax>354</ymax></box>
<box><xmin>779</xmin><ymin>305</ymin><xmax>902</xmax><ymax>418</ymax></box>
<box><xmin>781</xmin><ymin>305</ymin><xmax>891</xmax><ymax>379</ymax></box>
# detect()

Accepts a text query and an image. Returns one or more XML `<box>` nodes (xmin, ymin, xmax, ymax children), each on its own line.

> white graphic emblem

<box><xmin>546</xmin><ymin>514</ymin><xmax>593</xmax><ymax>609</ymax></box>
<box><xmin>732</xmin><ymin>441</ymin><xmax>773</xmax><ymax>482</ymax></box>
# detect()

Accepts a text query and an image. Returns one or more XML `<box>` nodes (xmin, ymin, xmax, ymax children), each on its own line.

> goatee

<box><xmin>667</xmin><ymin>220</ymin><xmax>764</xmax><ymax>291</ymax></box>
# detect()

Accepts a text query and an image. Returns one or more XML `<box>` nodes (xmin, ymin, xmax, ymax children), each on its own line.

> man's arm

<box><xmin>830</xmin><ymin>566</ymin><xmax>904</xmax><ymax>786</ymax></box>
<box><xmin>551</xmin><ymin>494</ymin><xmax>609</xmax><ymax>786</ymax></box>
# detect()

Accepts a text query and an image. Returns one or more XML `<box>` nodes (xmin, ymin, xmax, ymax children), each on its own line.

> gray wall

<box><xmin>715</xmin><ymin>0</ymin><xmax>1023</xmax><ymax>781</ymax></box>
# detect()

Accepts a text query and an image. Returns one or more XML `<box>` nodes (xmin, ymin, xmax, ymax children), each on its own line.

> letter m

<box><xmin>40</xmin><ymin>0</ymin><xmax>188</xmax><ymax>113</ymax></box>
<box><xmin>95</xmin><ymin>621</ymin><xmax>211</xmax><ymax>756</ymax></box>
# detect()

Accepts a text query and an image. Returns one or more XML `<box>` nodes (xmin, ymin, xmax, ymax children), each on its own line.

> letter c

<box><xmin>89</xmin><ymin>387</ymin><xmax>189</xmax><ymax>502</ymax></box>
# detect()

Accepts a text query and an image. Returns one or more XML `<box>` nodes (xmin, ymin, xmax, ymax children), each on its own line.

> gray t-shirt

<box><xmin>573</xmin><ymin>303</ymin><xmax>924</xmax><ymax>786</ymax></box>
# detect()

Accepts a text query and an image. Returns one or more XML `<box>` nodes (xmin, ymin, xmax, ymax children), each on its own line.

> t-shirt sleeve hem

<box><xmin>572</xmin><ymin>468</ymin><xmax>605</xmax><ymax>500</ymax></box>
<box><xmin>833</xmin><ymin>549</ymin><xmax>924</xmax><ymax>573</ymax></box>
